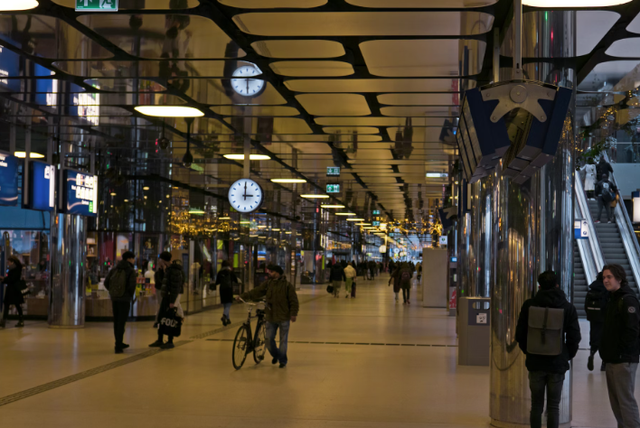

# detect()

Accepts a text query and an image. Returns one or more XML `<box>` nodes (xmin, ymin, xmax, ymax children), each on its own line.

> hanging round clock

<box><xmin>228</xmin><ymin>178</ymin><xmax>264</xmax><ymax>213</ymax></box>
<box><xmin>231</xmin><ymin>64</ymin><xmax>266</xmax><ymax>97</ymax></box>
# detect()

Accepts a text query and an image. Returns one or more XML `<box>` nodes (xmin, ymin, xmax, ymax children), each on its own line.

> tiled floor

<box><xmin>0</xmin><ymin>275</ymin><xmax>628</xmax><ymax>427</ymax></box>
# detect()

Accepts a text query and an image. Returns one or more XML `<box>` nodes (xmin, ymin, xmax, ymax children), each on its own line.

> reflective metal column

<box><xmin>490</xmin><ymin>10</ymin><xmax>576</xmax><ymax>428</ymax></box>
<box><xmin>49</xmin><ymin>213</ymin><xmax>87</xmax><ymax>328</ymax></box>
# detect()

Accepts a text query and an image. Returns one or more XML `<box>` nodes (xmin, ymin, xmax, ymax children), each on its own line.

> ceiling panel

<box><xmin>346</xmin><ymin>0</ymin><xmax>497</xmax><ymax>7</ymax></box>
<box><xmin>233</xmin><ymin>12</ymin><xmax>494</xmax><ymax>36</ymax></box>
<box><xmin>381</xmin><ymin>106</ymin><xmax>457</xmax><ymax>117</ymax></box>
<box><xmin>219</xmin><ymin>0</ymin><xmax>327</xmax><ymax>8</ymax></box>
<box><xmin>270</xmin><ymin>61</ymin><xmax>354</xmax><ymax>77</ymax></box>
<box><xmin>252</xmin><ymin>40</ymin><xmax>345</xmax><ymax>58</ymax></box>
<box><xmin>296</xmin><ymin>94</ymin><xmax>371</xmax><ymax>116</ymax></box>
<box><xmin>322</xmin><ymin>127</ymin><xmax>380</xmax><ymax>134</ymax></box>
<box><xmin>54</xmin><ymin>0</ymin><xmax>200</xmax><ymax>8</ymax></box>
<box><xmin>577</xmin><ymin>11</ymin><xmax>620</xmax><ymax>56</ymax></box>
<box><xmin>211</xmin><ymin>105</ymin><xmax>300</xmax><ymax>116</ymax></box>
<box><xmin>286</xmin><ymin>78</ymin><xmax>472</xmax><ymax>92</ymax></box>
<box><xmin>361</xmin><ymin>40</ymin><xmax>486</xmax><ymax>77</ymax></box>
<box><xmin>606</xmin><ymin>38</ymin><xmax>640</xmax><ymax>58</ymax></box>
<box><xmin>316</xmin><ymin>117</ymin><xmax>448</xmax><ymax>126</ymax></box>
<box><xmin>378</xmin><ymin>93</ymin><xmax>458</xmax><ymax>106</ymax></box>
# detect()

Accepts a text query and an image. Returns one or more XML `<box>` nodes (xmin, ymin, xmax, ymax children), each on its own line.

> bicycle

<box><xmin>232</xmin><ymin>297</ymin><xmax>268</xmax><ymax>370</ymax></box>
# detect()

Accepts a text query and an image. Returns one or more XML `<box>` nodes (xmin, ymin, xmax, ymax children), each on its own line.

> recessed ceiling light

<box><xmin>272</xmin><ymin>228</ymin><xmax>281</xmax><ymax>231</ymax></box>
<box><xmin>223</xmin><ymin>154</ymin><xmax>271</xmax><ymax>161</ymax></box>
<box><xmin>321</xmin><ymin>204</ymin><xmax>346</xmax><ymax>209</ymax></box>
<box><xmin>426</xmin><ymin>172</ymin><xmax>448</xmax><ymax>178</ymax></box>
<box><xmin>124</xmin><ymin>199</ymin><xmax>129</xmax><ymax>202</ymax></box>
<box><xmin>257</xmin><ymin>225</ymin><xmax>267</xmax><ymax>229</ymax></box>
<box><xmin>134</xmin><ymin>106</ymin><xmax>204</xmax><ymax>117</ymax></box>
<box><xmin>143</xmin><ymin>186</ymin><xmax>150</xmax><ymax>191</ymax></box>
<box><xmin>346</xmin><ymin>218</ymin><xmax>365</xmax><ymax>222</ymax></box>
<box><xmin>166</xmin><ymin>194</ymin><xmax>170</xmax><ymax>198</ymax></box>
<box><xmin>271</xmin><ymin>178</ymin><xmax>307</xmax><ymax>183</ymax></box>
<box><xmin>356</xmin><ymin>223</ymin><xmax>371</xmax><ymax>226</ymax></box>
<box><xmin>0</xmin><ymin>0</ymin><xmax>39</xmax><ymax>11</ymax></box>
<box><xmin>14</xmin><ymin>151</ymin><xmax>45</xmax><ymax>159</ymax></box>
<box><xmin>524</xmin><ymin>0</ymin><xmax>630</xmax><ymax>5</ymax></box>
<box><xmin>301</xmin><ymin>194</ymin><xmax>330</xmax><ymax>199</ymax></box>
<box><xmin>285</xmin><ymin>231</ymin><xmax>292</xmax><ymax>234</ymax></box>
<box><xmin>110</xmin><ymin>192</ymin><xmax>116</xmax><ymax>196</ymax></box>
<box><xmin>143</xmin><ymin>196</ymin><xmax>147</xmax><ymax>199</ymax></box>
<box><xmin>335</xmin><ymin>213</ymin><xmax>356</xmax><ymax>216</ymax></box>
<box><xmin>219</xmin><ymin>216</ymin><xmax>231</xmax><ymax>220</ymax></box>
<box><xmin>189</xmin><ymin>209</ymin><xmax>205</xmax><ymax>215</ymax></box>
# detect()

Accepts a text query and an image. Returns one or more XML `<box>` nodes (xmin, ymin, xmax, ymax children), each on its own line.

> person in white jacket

<box><xmin>583</xmin><ymin>162</ymin><xmax>596</xmax><ymax>199</ymax></box>
<box><xmin>344</xmin><ymin>261</ymin><xmax>357</xmax><ymax>298</ymax></box>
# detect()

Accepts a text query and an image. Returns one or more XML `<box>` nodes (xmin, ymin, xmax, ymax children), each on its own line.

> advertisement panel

<box><xmin>63</xmin><ymin>170</ymin><xmax>98</xmax><ymax>216</ymax></box>
<box><xmin>27</xmin><ymin>161</ymin><xmax>56</xmax><ymax>211</ymax></box>
<box><xmin>0</xmin><ymin>152</ymin><xmax>19</xmax><ymax>206</ymax></box>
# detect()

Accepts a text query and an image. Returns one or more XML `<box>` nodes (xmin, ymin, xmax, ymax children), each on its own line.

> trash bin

<box><xmin>458</xmin><ymin>297</ymin><xmax>490</xmax><ymax>366</ymax></box>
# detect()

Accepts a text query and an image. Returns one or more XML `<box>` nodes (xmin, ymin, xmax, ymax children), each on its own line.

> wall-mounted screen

<box><xmin>28</xmin><ymin>161</ymin><xmax>56</xmax><ymax>211</ymax></box>
<box><xmin>0</xmin><ymin>46</ymin><xmax>20</xmax><ymax>92</ymax></box>
<box><xmin>0</xmin><ymin>152</ymin><xmax>19</xmax><ymax>206</ymax></box>
<box><xmin>63</xmin><ymin>170</ymin><xmax>98</xmax><ymax>216</ymax></box>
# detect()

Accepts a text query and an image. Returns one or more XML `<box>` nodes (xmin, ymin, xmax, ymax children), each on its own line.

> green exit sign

<box><xmin>373</xmin><ymin>221</ymin><xmax>380</xmax><ymax>226</ymax></box>
<box><xmin>76</xmin><ymin>0</ymin><xmax>118</xmax><ymax>12</ymax></box>
<box><xmin>326</xmin><ymin>184</ymin><xmax>340</xmax><ymax>193</ymax></box>
<box><xmin>373</xmin><ymin>210</ymin><xmax>380</xmax><ymax>215</ymax></box>
<box><xmin>327</xmin><ymin>167</ymin><xmax>340</xmax><ymax>177</ymax></box>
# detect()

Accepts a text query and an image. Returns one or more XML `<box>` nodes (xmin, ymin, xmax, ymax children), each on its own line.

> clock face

<box><xmin>228</xmin><ymin>179</ymin><xmax>263</xmax><ymax>213</ymax></box>
<box><xmin>231</xmin><ymin>65</ymin><xmax>265</xmax><ymax>97</ymax></box>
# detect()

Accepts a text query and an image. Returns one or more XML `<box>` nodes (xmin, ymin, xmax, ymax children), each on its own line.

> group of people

<box><xmin>329</xmin><ymin>261</ymin><xmax>358</xmax><ymax>298</ymax></box>
<box><xmin>516</xmin><ymin>265</ymin><xmax>640</xmax><ymax>428</ymax></box>
<box><xmin>582</xmin><ymin>157</ymin><xmax>618</xmax><ymax>223</ymax></box>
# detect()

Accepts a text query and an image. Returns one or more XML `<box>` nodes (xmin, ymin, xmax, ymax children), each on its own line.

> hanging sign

<box><xmin>76</xmin><ymin>0</ymin><xmax>118</xmax><ymax>11</ymax></box>
<box><xmin>63</xmin><ymin>170</ymin><xmax>98</xmax><ymax>216</ymax></box>
<box><xmin>27</xmin><ymin>161</ymin><xmax>56</xmax><ymax>211</ymax></box>
<box><xmin>327</xmin><ymin>167</ymin><xmax>340</xmax><ymax>177</ymax></box>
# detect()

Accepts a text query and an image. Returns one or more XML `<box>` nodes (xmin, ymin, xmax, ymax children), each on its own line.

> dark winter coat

<box><xmin>330</xmin><ymin>264</ymin><xmax>346</xmax><ymax>282</ymax></box>
<box><xmin>515</xmin><ymin>287</ymin><xmax>581</xmax><ymax>374</ymax></box>
<box><xmin>104</xmin><ymin>260</ymin><xmax>137</xmax><ymax>302</ymax></box>
<box><xmin>162</xmin><ymin>261</ymin><xmax>185</xmax><ymax>304</ymax></box>
<box><xmin>596</xmin><ymin>160</ymin><xmax>613</xmax><ymax>180</ymax></box>
<box><xmin>601</xmin><ymin>285</ymin><xmax>640</xmax><ymax>364</ymax></box>
<box><xmin>585</xmin><ymin>278</ymin><xmax>608</xmax><ymax>323</ymax></box>
<box><xmin>215</xmin><ymin>268</ymin><xmax>238</xmax><ymax>304</ymax></box>
<box><xmin>240</xmin><ymin>276</ymin><xmax>299</xmax><ymax>323</ymax></box>
<box><xmin>2</xmin><ymin>265</ymin><xmax>24</xmax><ymax>306</ymax></box>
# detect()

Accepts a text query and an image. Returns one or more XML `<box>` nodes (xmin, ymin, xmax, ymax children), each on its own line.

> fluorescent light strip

<box><xmin>301</xmin><ymin>194</ymin><xmax>330</xmax><ymax>199</ymax></box>
<box><xmin>14</xmin><ymin>151</ymin><xmax>45</xmax><ymax>159</ymax></box>
<box><xmin>321</xmin><ymin>204</ymin><xmax>346</xmax><ymax>208</ymax></box>
<box><xmin>224</xmin><ymin>154</ymin><xmax>271</xmax><ymax>161</ymax></box>
<box><xmin>524</xmin><ymin>0</ymin><xmax>631</xmax><ymax>5</ymax></box>
<box><xmin>134</xmin><ymin>106</ymin><xmax>204</xmax><ymax>117</ymax></box>
<box><xmin>0</xmin><ymin>0</ymin><xmax>39</xmax><ymax>11</ymax></box>
<box><xmin>335</xmin><ymin>213</ymin><xmax>356</xmax><ymax>216</ymax></box>
<box><xmin>346</xmin><ymin>218</ymin><xmax>365</xmax><ymax>222</ymax></box>
<box><xmin>271</xmin><ymin>178</ymin><xmax>306</xmax><ymax>183</ymax></box>
<box><xmin>219</xmin><ymin>217</ymin><xmax>231</xmax><ymax>220</ymax></box>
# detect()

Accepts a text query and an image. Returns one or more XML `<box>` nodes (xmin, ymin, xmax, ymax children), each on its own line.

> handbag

<box><xmin>19</xmin><ymin>279</ymin><xmax>30</xmax><ymax>296</ymax></box>
<box><xmin>326</xmin><ymin>285</ymin><xmax>334</xmax><ymax>294</ymax></box>
<box><xmin>611</xmin><ymin>194</ymin><xmax>620</xmax><ymax>208</ymax></box>
<box><xmin>158</xmin><ymin>307</ymin><xmax>182</xmax><ymax>337</ymax></box>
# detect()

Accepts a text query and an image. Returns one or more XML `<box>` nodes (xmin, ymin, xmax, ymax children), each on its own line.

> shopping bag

<box><xmin>326</xmin><ymin>285</ymin><xmax>334</xmax><ymax>294</ymax></box>
<box><xmin>158</xmin><ymin>307</ymin><xmax>182</xmax><ymax>337</ymax></box>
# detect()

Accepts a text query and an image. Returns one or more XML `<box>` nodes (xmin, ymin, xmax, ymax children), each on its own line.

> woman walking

<box><xmin>1</xmin><ymin>256</ymin><xmax>25</xmax><ymax>328</ymax></box>
<box><xmin>215</xmin><ymin>260</ymin><xmax>237</xmax><ymax>325</ymax></box>
<box><xmin>344</xmin><ymin>261</ymin><xmax>357</xmax><ymax>298</ymax></box>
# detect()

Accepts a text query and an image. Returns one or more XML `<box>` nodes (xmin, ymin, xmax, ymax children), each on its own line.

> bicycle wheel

<box><xmin>232</xmin><ymin>325</ymin><xmax>249</xmax><ymax>370</ymax></box>
<box><xmin>253</xmin><ymin>321</ymin><xmax>267</xmax><ymax>364</ymax></box>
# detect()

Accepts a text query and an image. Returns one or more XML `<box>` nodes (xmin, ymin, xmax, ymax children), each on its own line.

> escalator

<box><xmin>573</xmin><ymin>241</ymin><xmax>588</xmax><ymax>318</ymax></box>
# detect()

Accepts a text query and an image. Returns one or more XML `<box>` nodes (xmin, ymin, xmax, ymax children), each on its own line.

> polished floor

<box><xmin>0</xmin><ymin>274</ymin><xmax>629</xmax><ymax>427</ymax></box>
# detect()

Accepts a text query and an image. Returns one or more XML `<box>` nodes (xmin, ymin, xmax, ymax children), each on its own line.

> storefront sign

<box><xmin>63</xmin><ymin>170</ymin><xmax>98</xmax><ymax>216</ymax></box>
<box><xmin>76</xmin><ymin>0</ymin><xmax>118</xmax><ymax>11</ymax></box>
<box><xmin>0</xmin><ymin>152</ymin><xmax>19</xmax><ymax>206</ymax></box>
<box><xmin>28</xmin><ymin>161</ymin><xmax>56</xmax><ymax>211</ymax></box>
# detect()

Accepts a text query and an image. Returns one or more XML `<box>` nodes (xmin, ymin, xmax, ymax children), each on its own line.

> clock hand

<box><xmin>246</xmin><ymin>78</ymin><xmax>249</xmax><ymax>95</ymax></box>
<box><xmin>242</xmin><ymin>182</ymin><xmax>253</xmax><ymax>200</ymax></box>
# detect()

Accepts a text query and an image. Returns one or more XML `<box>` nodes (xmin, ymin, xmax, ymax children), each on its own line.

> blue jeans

<box><xmin>223</xmin><ymin>303</ymin><xmax>232</xmax><ymax>318</ymax></box>
<box><xmin>529</xmin><ymin>371</ymin><xmax>565</xmax><ymax>428</ymax></box>
<box><xmin>266</xmin><ymin>320</ymin><xmax>290</xmax><ymax>365</ymax></box>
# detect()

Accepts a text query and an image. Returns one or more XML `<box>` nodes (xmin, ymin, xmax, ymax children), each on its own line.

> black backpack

<box><xmin>108</xmin><ymin>268</ymin><xmax>128</xmax><ymax>299</ymax></box>
<box><xmin>585</xmin><ymin>290</ymin><xmax>607</xmax><ymax>322</ymax></box>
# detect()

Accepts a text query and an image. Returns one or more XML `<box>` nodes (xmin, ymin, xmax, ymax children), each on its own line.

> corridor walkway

<box><xmin>0</xmin><ymin>275</ymin><xmax>623</xmax><ymax>427</ymax></box>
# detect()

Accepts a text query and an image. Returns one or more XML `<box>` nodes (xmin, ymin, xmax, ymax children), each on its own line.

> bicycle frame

<box><xmin>238</xmin><ymin>299</ymin><xmax>266</xmax><ymax>355</ymax></box>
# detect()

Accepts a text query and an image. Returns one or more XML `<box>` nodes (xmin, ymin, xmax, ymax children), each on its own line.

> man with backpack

<box><xmin>104</xmin><ymin>251</ymin><xmax>137</xmax><ymax>354</ymax></box>
<box><xmin>595</xmin><ymin>173</ymin><xmax>618</xmax><ymax>223</ymax></box>
<box><xmin>600</xmin><ymin>264</ymin><xmax>640</xmax><ymax>428</ymax></box>
<box><xmin>597</xmin><ymin>156</ymin><xmax>614</xmax><ymax>181</ymax></box>
<box><xmin>515</xmin><ymin>271</ymin><xmax>581</xmax><ymax>428</ymax></box>
<box><xmin>585</xmin><ymin>271</ymin><xmax>608</xmax><ymax>371</ymax></box>
<box><xmin>399</xmin><ymin>264</ymin><xmax>413</xmax><ymax>304</ymax></box>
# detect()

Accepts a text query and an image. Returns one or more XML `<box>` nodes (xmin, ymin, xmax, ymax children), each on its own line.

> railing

<box><xmin>574</xmin><ymin>174</ymin><xmax>604</xmax><ymax>284</ymax></box>
<box><xmin>603</xmin><ymin>153</ymin><xmax>640</xmax><ymax>294</ymax></box>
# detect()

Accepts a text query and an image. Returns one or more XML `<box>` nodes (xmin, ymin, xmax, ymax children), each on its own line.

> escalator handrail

<box><xmin>603</xmin><ymin>153</ymin><xmax>640</xmax><ymax>292</ymax></box>
<box><xmin>575</xmin><ymin>173</ymin><xmax>605</xmax><ymax>274</ymax></box>
<box><xmin>574</xmin><ymin>202</ymin><xmax>597</xmax><ymax>285</ymax></box>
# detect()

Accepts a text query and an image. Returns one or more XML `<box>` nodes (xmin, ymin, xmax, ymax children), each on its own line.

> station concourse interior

<box><xmin>2</xmin><ymin>0</ymin><xmax>640</xmax><ymax>427</ymax></box>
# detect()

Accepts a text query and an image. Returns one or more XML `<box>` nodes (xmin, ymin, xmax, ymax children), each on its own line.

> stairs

<box><xmin>587</xmin><ymin>200</ymin><xmax>638</xmax><ymax>294</ymax></box>
<box><xmin>573</xmin><ymin>241</ymin><xmax>588</xmax><ymax>318</ymax></box>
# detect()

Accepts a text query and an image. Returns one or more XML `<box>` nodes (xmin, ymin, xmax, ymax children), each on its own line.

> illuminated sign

<box><xmin>326</xmin><ymin>184</ymin><xmax>340</xmax><ymax>193</ymax></box>
<box><xmin>373</xmin><ymin>210</ymin><xmax>380</xmax><ymax>215</ymax></box>
<box><xmin>63</xmin><ymin>170</ymin><xmax>98</xmax><ymax>216</ymax></box>
<box><xmin>0</xmin><ymin>46</ymin><xmax>20</xmax><ymax>92</ymax></box>
<box><xmin>35</xmin><ymin>64</ymin><xmax>58</xmax><ymax>107</ymax></box>
<box><xmin>373</xmin><ymin>221</ymin><xmax>380</xmax><ymax>226</ymax></box>
<box><xmin>0</xmin><ymin>152</ymin><xmax>19</xmax><ymax>206</ymax></box>
<box><xmin>69</xmin><ymin>83</ymin><xmax>100</xmax><ymax>126</ymax></box>
<box><xmin>327</xmin><ymin>167</ymin><xmax>340</xmax><ymax>177</ymax></box>
<box><xmin>27</xmin><ymin>161</ymin><xmax>56</xmax><ymax>211</ymax></box>
<box><xmin>76</xmin><ymin>0</ymin><xmax>118</xmax><ymax>11</ymax></box>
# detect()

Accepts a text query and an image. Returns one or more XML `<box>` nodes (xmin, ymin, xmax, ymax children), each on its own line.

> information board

<box><xmin>0</xmin><ymin>152</ymin><xmax>19</xmax><ymax>206</ymax></box>
<box><xmin>28</xmin><ymin>161</ymin><xmax>56</xmax><ymax>211</ymax></box>
<box><xmin>327</xmin><ymin>167</ymin><xmax>340</xmax><ymax>177</ymax></box>
<box><xmin>63</xmin><ymin>170</ymin><xmax>98</xmax><ymax>216</ymax></box>
<box><xmin>326</xmin><ymin>184</ymin><xmax>340</xmax><ymax>193</ymax></box>
<box><xmin>34</xmin><ymin>64</ymin><xmax>58</xmax><ymax>107</ymax></box>
<box><xmin>0</xmin><ymin>46</ymin><xmax>20</xmax><ymax>92</ymax></box>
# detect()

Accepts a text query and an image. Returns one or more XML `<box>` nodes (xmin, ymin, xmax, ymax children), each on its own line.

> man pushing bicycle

<box><xmin>237</xmin><ymin>264</ymin><xmax>299</xmax><ymax>368</ymax></box>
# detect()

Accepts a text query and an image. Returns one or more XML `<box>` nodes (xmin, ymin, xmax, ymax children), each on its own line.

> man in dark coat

<box><xmin>595</xmin><ymin>173</ymin><xmax>617</xmax><ymax>223</ymax></box>
<box><xmin>215</xmin><ymin>260</ymin><xmax>238</xmax><ymax>326</ymax></box>
<box><xmin>596</xmin><ymin>156</ymin><xmax>614</xmax><ymax>181</ymax></box>
<box><xmin>515</xmin><ymin>271</ymin><xmax>581</xmax><ymax>428</ymax></box>
<box><xmin>584</xmin><ymin>271</ymin><xmax>608</xmax><ymax>371</ymax></box>
<box><xmin>601</xmin><ymin>264</ymin><xmax>640</xmax><ymax>428</ymax></box>
<box><xmin>329</xmin><ymin>262</ymin><xmax>346</xmax><ymax>298</ymax></box>
<box><xmin>105</xmin><ymin>251</ymin><xmax>137</xmax><ymax>354</ymax></box>
<box><xmin>0</xmin><ymin>256</ymin><xmax>25</xmax><ymax>328</ymax></box>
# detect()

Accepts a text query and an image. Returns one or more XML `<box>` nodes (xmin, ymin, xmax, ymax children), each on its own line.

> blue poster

<box><xmin>34</xmin><ymin>63</ymin><xmax>57</xmax><ymax>107</ymax></box>
<box><xmin>0</xmin><ymin>152</ymin><xmax>19</xmax><ymax>206</ymax></box>
<box><xmin>63</xmin><ymin>170</ymin><xmax>98</xmax><ymax>217</ymax></box>
<box><xmin>28</xmin><ymin>161</ymin><xmax>56</xmax><ymax>212</ymax></box>
<box><xmin>0</xmin><ymin>46</ymin><xmax>21</xmax><ymax>92</ymax></box>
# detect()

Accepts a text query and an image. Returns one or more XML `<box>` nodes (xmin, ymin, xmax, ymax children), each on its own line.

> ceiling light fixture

<box><xmin>270</xmin><ymin>178</ymin><xmax>307</xmax><ymax>183</ymax></box>
<box><xmin>223</xmin><ymin>154</ymin><xmax>271</xmax><ymax>161</ymax></box>
<box><xmin>356</xmin><ymin>223</ymin><xmax>371</xmax><ymax>226</ymax></box>
<box><xmin>321</xmin><ymin>204</ymin><xmax>346</xmax><ymax>209</ymax></box>
<box><xmin>426</xmin><ymin>172</ymin><xmax>448</xmax><ymax>178</ymax></box>
<box><xmin>301</xmin><ymin>194</ymin><xmax>329</xmax><ymax>199</ymax></box>
<box><xmin>189</xmin><ymin>209</ymin><xmax>205</xmax><ymax>215</ymax></box>
<box><xmin>335</xmin><ymin>213</ymin><xmax>356</xmax><ymax>216</ymax></box>
<box><xmin>0</xmin><ymin>0</ymin><xmax>39</xmax><ymax>11</ymax></box>
<box><xmin>14</xmin><ymin>151</ymin><xmax>45</xmax><ymax>159</ymax></box>
<box><xmin>143</xmin><ymin>186</ymin><xmax>150</xmax><ymax>191</ymax></box>
<box><xmin>523</xmin><ymin>0</ymin><xmax>631</xmax><ymax>6</ymax></box>
<box><xmin>219</xmin><ymin>216</ymin><xmax>231</xmax><ymax>220</ymax></box>
<box><xmin>134</xmin><ymin>106</ymin><xmax>204</xmax><ymax>117</ymax></box>
<box><xmin>346</xmin><ymin>218</ymin><xmax>365</xmax><ymax>222</ymax></box>
<box><xmin>272</xmin><ymin>228</ymin><xmax>281</xmax><ymax>231</ymax></box>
